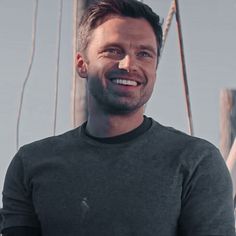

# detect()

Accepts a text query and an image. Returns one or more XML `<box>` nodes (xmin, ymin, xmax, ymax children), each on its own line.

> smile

<box><xmin>111</xmin><ymin>78</ymin><xmax>139</xmax><ymax>86</ymax></box>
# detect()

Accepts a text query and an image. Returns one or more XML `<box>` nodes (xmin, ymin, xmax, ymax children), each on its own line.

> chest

<box><xmin>30</xmin><ymin>150</ymin><xmax>183</xmax><ymax>235</ymax></box>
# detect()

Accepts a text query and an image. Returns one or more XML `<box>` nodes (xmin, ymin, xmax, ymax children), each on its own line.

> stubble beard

<box><xmin>88</xmin><ymin>81</ymin><xmax>149</xmax><ymax>115</ymax></box>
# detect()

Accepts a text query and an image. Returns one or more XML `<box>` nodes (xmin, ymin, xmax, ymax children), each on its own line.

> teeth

<box><xmin>112</xmin><ymin>79</ymin><xmax>138</xmax><ymax>86</ymax></box>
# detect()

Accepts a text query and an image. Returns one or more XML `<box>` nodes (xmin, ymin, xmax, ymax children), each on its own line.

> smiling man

<box><xmin>0</xmin><ymin>0</ymin><xmax>235</xmax><ymax>235</ymax></box>
<box><xmin>77</xmin><ymin>15</ymin><xmax>158</xmax><ymax>137</ymax></box>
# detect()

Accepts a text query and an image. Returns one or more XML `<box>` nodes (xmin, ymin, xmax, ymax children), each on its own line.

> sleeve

<box><xmin>2</xmin><ymin>226</ymin><xmax>41</xmax><ymax>236</ymax></box>
<box><xmin>178</xmin><ymin>145</ymin><xmax>235</xmax><ymax>235</ymax></box>
<box><xmin>0</xmin><ymin>148</ymin><xmax>41</xmax><ymax>233</ymax></box>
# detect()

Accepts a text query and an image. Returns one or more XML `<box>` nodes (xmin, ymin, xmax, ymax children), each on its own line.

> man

<box><xmin>0</xmin><ymin>0</ymin><xmax>235</xmax><ymax>235</ymax></box>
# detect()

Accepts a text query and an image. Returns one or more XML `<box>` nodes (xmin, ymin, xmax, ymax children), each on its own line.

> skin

<box><xmin>76</xmin><ymin>15</ymin><xmax>159</xmax><ymax>138</ymax></box>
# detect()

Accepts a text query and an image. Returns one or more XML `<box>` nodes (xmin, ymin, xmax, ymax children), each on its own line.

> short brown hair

<box><xmin>78</xmin><ymin>0</ymin><xmax>163</xmax><ymax>56</ymax></box>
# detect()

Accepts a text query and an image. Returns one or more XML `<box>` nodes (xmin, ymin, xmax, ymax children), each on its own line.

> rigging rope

<box><xmin>16</xmin><ymin>0</ymin><xmax>39</xmax><ymax>150</ymax></box>
<box><xmin>161</xmin><ymin>0</ymin><xmax>176</xmax><ymax>57</ymax></box>
<box><xmin>174</xmin><ymin>0</ymin><xmax>194</xmax><ymax>135</ymax></box>
<box><xmin>160</xmin><ymin>0</ymin><xmax>194</xmax><ymax>135</ymax></box>
<box><xmin>53</xmin><ymin>0</ymin><xmax>64</xmax><ymax>135</ymax></box>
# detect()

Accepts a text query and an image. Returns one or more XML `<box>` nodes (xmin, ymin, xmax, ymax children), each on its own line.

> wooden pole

<box><xmin>220</xmin><ymin>89</ymin><xmax>236</xmax><ymax>201</ymax></box>
<box><xmin>220</xmin><ymin>89</ymin><xmax>236</xmax><ymax>160</ymax></box>
<box><xmin>226</xmin><ymin>138</ymin><xmax>236</xmax><ymax>198</ymax></box>
<box><xmin>72</xmin><ymin>0</ymin><xmax>96</xmax><ymax>128</ymax></box>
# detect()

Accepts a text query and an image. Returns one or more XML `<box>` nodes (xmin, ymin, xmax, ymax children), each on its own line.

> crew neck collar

<box><xmin>82</xmin><ymin>116</ymin><xmax>152</xmax><ymax>144</ymax></box>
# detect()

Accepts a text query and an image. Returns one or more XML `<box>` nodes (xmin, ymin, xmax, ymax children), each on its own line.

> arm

<box><xmin>1</xmin><ymin>148</ymin><xmax>41</xmax><ymax>234</ymax></box>
<box><xmin>178</xmin><ymin>145</ymin><xmax>235</xmax><ymax>235</ymax></box>
<box><xmin>2</xmin><ymin>226</ymin><xmax>41</xmax><ymax>236</ymax></box>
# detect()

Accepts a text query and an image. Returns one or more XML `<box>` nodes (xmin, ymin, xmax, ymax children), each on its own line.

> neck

<box><xmin>86</xmin><ymin>108</ymin><xmax>144</xmax><ymax>138</ymax></box>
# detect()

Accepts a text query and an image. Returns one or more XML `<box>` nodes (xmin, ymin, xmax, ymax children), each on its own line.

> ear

<box><xmin>76</xmin><ymin>52</ymin><xmax>88</xmax><ymax>78</ymax></box>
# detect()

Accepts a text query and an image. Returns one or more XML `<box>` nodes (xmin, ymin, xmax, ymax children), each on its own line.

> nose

<box><xmin>118</xmin><ymin>54</ymin><xmax>137</xmax><ymax>72</ymax></box>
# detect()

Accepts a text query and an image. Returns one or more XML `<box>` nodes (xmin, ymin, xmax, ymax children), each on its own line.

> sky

<box><xmin>0</xmin><ymin>0</ymin><xmax>236</xmax><ymax>204</ymax></box>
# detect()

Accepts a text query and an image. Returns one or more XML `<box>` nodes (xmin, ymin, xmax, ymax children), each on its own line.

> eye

<box><xmin>137</xmin><ymin>51</ymin><xmax>152</xmax><ymax>58</ymax></box>
<box><xmin>104</xmin><ymin>47</ymin><xmax>123</xmax><ymax>56</ymax></box>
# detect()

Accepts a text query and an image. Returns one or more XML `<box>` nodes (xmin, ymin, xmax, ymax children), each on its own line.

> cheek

<box><xmin>145</xmin><ymin>70</ymin><xmax>157</xmax><ymax>95</ymax></box>
<box><xmin>88</xmin><ymin>60</ymin><xmax>113</xmax><ymax>79</ymax></box>
<box><xmin>146</xmin><ymin>68</ymin><xmax>157</xmax><ymax>84</ymax></box>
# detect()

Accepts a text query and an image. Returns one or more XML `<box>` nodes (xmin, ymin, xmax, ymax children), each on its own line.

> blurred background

<box><xmin>0</xmin><ymin>0</ymin><xmax>236</xmax><ymax>205</ymax></box>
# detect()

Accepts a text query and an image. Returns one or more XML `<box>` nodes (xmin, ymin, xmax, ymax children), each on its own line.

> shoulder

<box><xmin>149</xmin><ymin>119</ymin><xmax>227</xmax><ymax>171</ymax></box>
<box><xmin>9</xmin><ymin>125</ymin><xmax>86</xmax><ymax>171</ymax></box>
<box><xmin>19</xmin><ymin>126</ymin><xmax>81</xmax><ymax>156</ymax></box>
<box><xmin>150</xmin><ymin>119</ymin><xmax>217</xmax><ymax>152</ymax></box>
<box><xmin>5</xmin><ymin>126</ymin><xmax>84</xmax><ymax>184</ymax></box>
<box><xmin>156</xmin><ymin>121</ymin><xmax>231</xmax><ymax>191</ymax></box>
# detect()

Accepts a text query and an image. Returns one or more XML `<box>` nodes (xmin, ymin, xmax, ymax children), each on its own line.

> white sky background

<box><xmin>0</xmin><ymin>0</ymin><xmax>236</xmax><ymax>205</ymax></box>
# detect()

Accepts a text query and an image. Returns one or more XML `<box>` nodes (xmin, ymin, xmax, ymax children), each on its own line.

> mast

<box><xmin>72</xmin><ymin>0</ymin><xmax>96</xmax><ymax>127</ymax></box>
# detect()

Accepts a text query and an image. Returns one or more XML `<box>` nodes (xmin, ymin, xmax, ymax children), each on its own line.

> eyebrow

<box><xmin>99</xmin><ymin>43</ymin><xmax>123</xmax><ymax>50</ymax></box>
<box><xmin>99</xmin><ymin>43</ymin><xmax>157</xmax><ymax>56</ymax></box>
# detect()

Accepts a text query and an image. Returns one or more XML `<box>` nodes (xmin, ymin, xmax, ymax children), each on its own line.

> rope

<box><xmin>16</xmin><ymin>0</ymin><xmax>39</xmax><ymax>150</ymax></box>
<box><xmin>174</xmin><ymin>0</ymin><xmax>194</xmax><ymax>135</ymax></box>
<box><xmin>159</xmin><ymin>0</ymin><xmax>194</xmax><ymax>135</ymax></box>
<box><xmin>53</xmin><ymin>0</ymin><xmax>63</xmax><ymax>135</ymax></box>
<box><xmin>160</xmin><ymin>0</ymin><xmax>176</xmax><ymax>57</ymax></box>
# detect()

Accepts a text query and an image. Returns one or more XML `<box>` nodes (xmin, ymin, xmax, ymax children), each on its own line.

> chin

<box><xmin>102</xmin><ymin>102</ymin><xmax>144</xmax><ymax>115</ymax></box>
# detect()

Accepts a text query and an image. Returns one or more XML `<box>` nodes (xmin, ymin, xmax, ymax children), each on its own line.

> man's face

<box><xmin>77</xmin><ymin>16</ymin><xmax>158</xmax><ymax>115</ymax></box>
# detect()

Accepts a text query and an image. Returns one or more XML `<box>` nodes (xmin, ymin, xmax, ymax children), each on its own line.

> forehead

<box><xmin>88</xmin><ymin>16</ymin><xmax>158</xmax><ymax>50</ymax></box>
